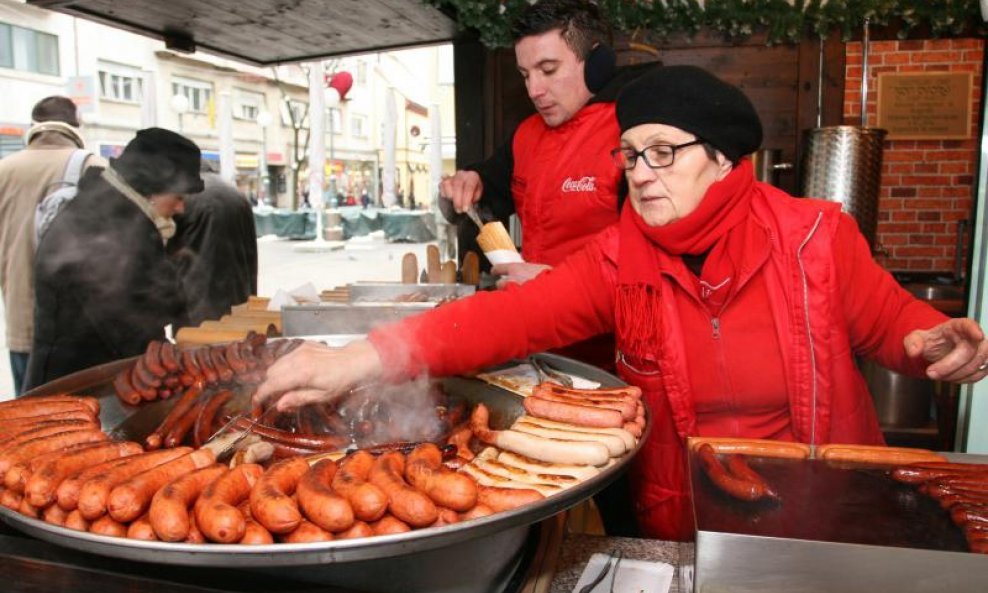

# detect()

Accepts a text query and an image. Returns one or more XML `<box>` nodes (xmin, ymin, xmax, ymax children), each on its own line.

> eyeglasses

<box><xmin>610</xmin><ymin>139</ymin><xmax>705</xmax><ymax>170</ymax></box>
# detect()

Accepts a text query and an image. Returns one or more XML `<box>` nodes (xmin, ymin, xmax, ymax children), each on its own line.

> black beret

<box><xmin>113</xmin><ymin>127</ymin><xmax>204</xmax><ymax>196</ymax></box>
<box><xmin>616</xmin><ymin>65</ymin><xmax>763</xmax><ymax>162</ymax></box>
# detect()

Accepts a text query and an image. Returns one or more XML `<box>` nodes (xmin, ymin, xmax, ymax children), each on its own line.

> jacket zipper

<box><xmin>711</xmin><ymin>317</ymin><xmax>721</xmax><ymax>339</ymax></box>
<box><xmin>797</xmin><ymin>212</ymin><xmax>824</xmax><ymax>453</ymax></box>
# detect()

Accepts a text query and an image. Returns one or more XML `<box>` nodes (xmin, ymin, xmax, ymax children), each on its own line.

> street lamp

<box><xmin>256</xmin><ymin>110</ymin><xmax>273</xmax><ymax>205</ymax></box>
<box><xmin>170</xmin><ymin>93</ymin><xmax>190</xmax><ymax>133</ymax></box>
<box><xmin>325</xmin><ymin>87</ymin><xmax>341</xmax><ymax>200</ymax></box>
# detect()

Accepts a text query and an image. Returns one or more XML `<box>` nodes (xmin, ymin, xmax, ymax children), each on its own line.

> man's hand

<box><xmin>903</xmin><ymin>317</ymin><xmax>988</xmax><ymax>383</ymax></box>
<box><xmin>439</xmin><ymin>171</ymin><xmax>484</xmax><ymax>213</ymax></box>
<box><xmin>491</xmin><ymin>262</ymin><xmax>552</xmax><ymax>289</ymax></box>
<box><xmin>253</xmin><ymin>339</ymin><xmax>384</xmax><ymax>411</ymax></box>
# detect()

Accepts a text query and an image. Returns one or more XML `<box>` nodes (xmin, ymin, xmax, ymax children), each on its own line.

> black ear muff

<box><xmin>584</xmin><ymin>43</ymin><xmax>616</xmax><ymax>94</ymax></box>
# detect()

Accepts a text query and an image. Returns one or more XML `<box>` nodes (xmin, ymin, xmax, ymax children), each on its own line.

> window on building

<box><xmin>98</xmin><ymin>62</ymin><xmax>144</xmax><ymax>103</ymax></box>
<box><xmin>356</xmin><ymin>60</ymin><xmax>367</xmax><ymax>85</ymax></box>
<box><xmin>350</xmin><ymin>114</ymin><xmax>367</xmax><ymax>139</ymax></box>
<box><xmin>235</xmin><ymin>89</ymin><xmax>265</xmax><ymax>121</ymax></box>
<box><xmin>172</xmin><ymin>77</ymin><xmax>213</xmax><ymax>113</ymax></box>
<box><xmin>0</xmin><ymin>22</ymin><xmax>59</xmax><ymax>75</ymax></box>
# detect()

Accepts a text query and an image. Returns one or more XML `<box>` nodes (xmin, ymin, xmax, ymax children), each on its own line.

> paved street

<box><xmin>0</xmin><ymin>234</ymin><xmax>438</xmax><ymax>400</ymax></box>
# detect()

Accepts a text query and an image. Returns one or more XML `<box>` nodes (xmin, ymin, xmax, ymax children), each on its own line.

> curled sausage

<box><xmin>90</xmin><ymin>514</ymin><xmax>128</xmax><ymax>538</ymax></box>
<box><xmin>368</xmin><ymin>451</ymin><xmax>437</xmax><ymax>528</ymax></box>
<box><xmin>240</xmin><ymin>519</ymin><xmax>275</xmax><ymax>545</ymax></box>
<box><xmin>249</xmin><ymin>457</ymin><xmax>308</xmax><ymax>534</ymax></box>
<box><xmin>112</xmin><ymin>370</ymin><xmax>142</xmax><ymax>405</ymax></box>
<box><xmin>332</xmin><ymin>450</ymin><xmax>389</xmax><ymax>522</ymax></box>
<box><xmin>149</xmin><ymin>464</ymin><xmax>228</xmax><ymax>542</ymax></box>
<box><xmin>726</xmin><ymin>454</ymin><xmax>780</xmax><ymax>502</ymax></box>
<box><xmin>296</xmin><ymin>459</ymin><xmax>355</xmax><ymax>533</ymax></box>
<box><xmin>159</xmin><ymin>341</ymin><xmax>181</xmax><ymax>373</ymax></box>
<box><xmin>143</xmin><ymin>341</ymin><xmax>168</xmax><ymax>378</ymax></box>
<box><xmin>697</xmin><ymin>444</ymin><xmax>768</xmax><ymax>502</ymax></box>
<box><xmin>370</xmin><ymin>514</ymin><xmax>411</xmax><ymax>535</ymax></box>
<box><xmin>335</xmin><ymin>520</ymin><xmax>374</xmax><ymax>540</ymax></box>
<box><xmin>404</xmin><ymin>443</ymin><xmax>477</xmax><ymax>512</ymax></box>
<box><xmin>193</xmin><ymin>390</ymin><xmax>234</xmax><ymax>448</ymax></box>
<box><xmin>195</xmin><ymin>463</ymin><xmax>264</xmax><ymax>544</ymax></box>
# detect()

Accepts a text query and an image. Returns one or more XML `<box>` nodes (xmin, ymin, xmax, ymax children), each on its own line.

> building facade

<box><xmin>0</xmin><ymin>0</ymin><xmax>456</xmax><ymax>210</ymax></box>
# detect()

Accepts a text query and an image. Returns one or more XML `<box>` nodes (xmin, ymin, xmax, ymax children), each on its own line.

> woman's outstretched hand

<box><xmin>904</xmin><ymin>317</ymin><xmax>988</xmax><ymax>383</ymax></box>
<box><xmin>252</xmin><ymin>339</ymin><xmax>384</xmax><ymax>411</ymax></box>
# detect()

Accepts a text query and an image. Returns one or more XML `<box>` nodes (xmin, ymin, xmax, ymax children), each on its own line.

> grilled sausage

<box><xmin>144</xmin><ymin>383</ymin><xmax>204</xmax><ymax>450</ymax></box>
<box><xmin>404</xmin><ymin>443</ymin><xmax>478</xmax><ymax>512</ymax></box>
<box><xmin>159</xmin><ymin>341</ymin><xmax>180</xmax><ymax>373</ymax></box>
<box><xmin>249</xmin><ymin>457</ymin><xmax>309</xmax><ymax>534</ymax></box>
<box><xmin>231</xmin><ymin>417</ymin><xmax>349</xmax><ymax>451</ymax></box>
<box><xmin>144</xmin><ymin>341</ymin><xmax>168</xmax><ymax>378</ymax></box>
<box><xmin>475</xmin><ymin>485</ymin><xmax>544</xmax><ymax>512</ymax></box>
<box><xmin>90</xmin><ymin>514</ymin><xmax>127</xmax><ymax>538</ymax></box>
<box><xmin>0</xmin><ymin>398</ymin><xmax>99</xmax><ymax>422</ymax></box>
<box><xmin>240</xmin><ymin>519</ymin><xmax>275</xmax><ymax>545</ymax></box>
<box><xmin>332</xmin><ymin>450</ymin><xmax>389</xmax><ymax>522</ymax></box>
<box><xmin>697</xmin><ymin>444</ymin><xmax>766</xmax><ymax>502</ymax></box>
<box><xmin>112</xmin><ymin>370</ymin><xmax>142</xmax><ymax>405</ymax></box>
<box><xmin>25</xmin><ymin>441</ymin><xmax>143</xmax><ymax>508</ymax></box>
<box><xmin>0</xmin><ymin>430</ymin><xmax>107</xmax><ymax>478</ymax></box>
<box><xmin>195</xmin><ymin>463</ymin><xmax>264</xmax><ymax>544</ymax></box>
<box><xmin>368</xmin><ymin>451</ymin><xmax>437</xmax><ymax>528</ymax></box>
<box><xmin>77</xmin><ymin>448</ymin><xmax>193</xmax><ymax>520</ymax></box>
<box><xmin>149</xmin><ymin>464</ymin><xmax>228</xmax><ymax>542</ymax></box>
<box><xmin>42</xmin><ymin>502</ymin><xmax>68</xmax><ymax>526</ymax></box>
<box><xmin>194</xmin><ymin>390</ymin><xmax>234</xmax><ymax>448</ymax></box>
<box><xmin>0</xmin><ymin>410</ymin><xmax>98</xmax><ymax>433</ymax></box>
<box><xmin>369</xmin><ymin>514</ymin><xmax>411</xmax><ymax>535</ymax></box>
<box><xmin>64</xmin><ymin>509</ymin><xmax>90</xmax><ymax>532</ymax></box>
<box><xmin>335</xmin><ymin>520</ymin><xmax>374</xmax><ymax>540</ymax></box>
<box><xmin>0</xmin><ymin>420</ymin><xmax>96</xmax><ymax>452</ymax></box>
<box><xmin>127</xmin><ymin>513</ymin><xmax>159</xmax><ymax>541</ymax></box>
<box><xmin>163</xmin><ymin>395</ymin><xmax>209</xmax><ymax>449</ymax></box>
<box><xmin>280</xmin><ymin>519</ymin><xmax>334</xmax><ymax>543</ymax></box>
<box><xmin>105</xmin><ymin>449</ymin><xmax>215</xmax><ymax>523</ymax></box>
<box><xmin>56</xmin><ymin>455</ymin><xmax>141</xmax><ymax>511</ymax></box>
<box><xmin>470</xmin><ymin>404</ymin><xmax>609</xmax><ymax>467</ymax></box>
<box><xmin>521</xmin><ymin>396</ymin><xmax>625</xmax><ymax>428</ymax></box>
<box><xmin>296</xmin><ymin>459</ymin><xmax>354</xmax><ymax>533</ymax></box>
<box><xmin>726</xmin><ymin>454</ymin><xmax>780</xmax><ymax>501</ymax></box>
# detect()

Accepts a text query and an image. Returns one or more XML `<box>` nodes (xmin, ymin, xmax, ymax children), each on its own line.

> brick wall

<box><xmin>844</xmin><ymin>38</ymin><xmax>983</xmax><ymax>273</ymax></box>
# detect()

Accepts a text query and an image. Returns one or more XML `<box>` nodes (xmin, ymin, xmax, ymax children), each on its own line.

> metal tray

<box><xmin>348</xmin><ymin>282</ymin><xmax>476</xmax><ymax>303</ymax></box>
<box><xmin>282</xmin><ymin>303</ymin><xmax>437</xmax><ymax>336</ymax></box>
<box><xmin>3</xmin><ymin>350</ymin><xmax>644</xmax><ymax>570</ymax></box>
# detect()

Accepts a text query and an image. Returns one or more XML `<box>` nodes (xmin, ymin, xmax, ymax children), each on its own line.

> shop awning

<box><xmin>28</xmin><ymin>0</ymin><xmax>459</xmax><ymax>66</ymax></box>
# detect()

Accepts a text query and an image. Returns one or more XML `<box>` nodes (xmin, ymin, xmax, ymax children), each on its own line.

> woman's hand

<box><xmin>252</xmin><ymin>339</ymin><xmax>384</xmax><ymax>411</ymax></box>
<box><xmin>904</xmin><ymin>318</ymin><xmax>988</xmax><ymax>383</ymax></box>
<box><xmin>491</xmin><ymin>262</ymin><xmax>552</xmax><ymax>288</ymax></box>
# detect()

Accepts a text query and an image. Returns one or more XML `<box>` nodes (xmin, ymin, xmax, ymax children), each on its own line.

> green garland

<box><xmin>424</xmin><ymin>0</ymin><xmax>983</xmax><ymax>48</ymax></box>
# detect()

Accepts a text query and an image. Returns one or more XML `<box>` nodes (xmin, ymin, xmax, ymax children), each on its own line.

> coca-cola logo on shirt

<box><xmin>561</xmin><ymin>176</ymin><xmax>596</xmax><ymax>193</ymax></box>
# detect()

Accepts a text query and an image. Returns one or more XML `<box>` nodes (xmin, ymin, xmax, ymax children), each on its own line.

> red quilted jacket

<box><xmin>369</xmin><ymin>174</ymin><xmax>946</xmax><ymax>540</ymax></box>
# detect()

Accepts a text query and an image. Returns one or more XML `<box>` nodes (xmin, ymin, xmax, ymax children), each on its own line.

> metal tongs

<box><xmin>202</xmin><ymin>400</ymin><xmax>278</xmax><ymax>461</ymax></box>
<box><xmin>529</xmin><ymin>355</ymin><xmax>574</xmax><ymax>388</ymax></box>
<box><xmin>577</xmin><ymin>549</ymin><xmax>624</xmax><ymax>593</ymax></box>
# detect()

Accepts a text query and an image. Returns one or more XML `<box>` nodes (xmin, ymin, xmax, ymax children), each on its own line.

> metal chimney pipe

<box><xmin>860</xmin><ymin>18</ymin><xmax>871</xmax><ymax>127</ymax></box>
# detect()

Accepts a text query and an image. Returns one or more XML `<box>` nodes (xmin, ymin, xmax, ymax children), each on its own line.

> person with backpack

<box><xmin>24</xmin><ymin>128</ymin><xmax>201</xmax><ymax>391</ymax></box>
<box><xmin>0</xmin><ymin>96</ymin><xmax>101</xmax><ymax>396</ymax></box>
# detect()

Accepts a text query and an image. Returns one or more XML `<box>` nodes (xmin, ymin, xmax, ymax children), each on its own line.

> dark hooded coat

<box><xmin>168</xmin><ymin>172</ymin><xmax>258</xmax><ymax>326</ymax></box>
<box><xmin>25</xmin><ymin>167</ymin><xmax>188</xmax><ymax>389</ymax></box>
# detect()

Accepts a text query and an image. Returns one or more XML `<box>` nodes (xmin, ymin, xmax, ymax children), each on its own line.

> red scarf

<box><xmin>615</xmin><ymin>160</ymin><xmax>755</xmax><ymax>363</ymax></box>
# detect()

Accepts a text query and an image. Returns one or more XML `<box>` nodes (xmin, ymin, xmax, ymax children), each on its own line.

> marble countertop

<box><xmin>549</xmin><ymin>534</ymin><xmax>686</xmax><ymax>593</ymax></box>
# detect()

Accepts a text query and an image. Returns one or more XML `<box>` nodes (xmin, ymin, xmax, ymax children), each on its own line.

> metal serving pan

<box><xmin>347</xmin><ymin>282</ymin><xmax>476</xmax><ymax>303</ymax></box>
<box><xmin>281</xmin><ymin>303</ymin><xmax>437</xmax><ymax>336</ymax></box>
<box><xmin>2</xmin><ymin>349</ymin><xmax>644</xmax><ymax>573</ymax></box>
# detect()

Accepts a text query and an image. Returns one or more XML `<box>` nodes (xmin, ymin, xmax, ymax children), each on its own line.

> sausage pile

<box><xmin>455</xmin><ymin>383</ymin><xmax>642</xmax><ymax>497</ymax></box>
<box><xmin>112</xmin><ymin>333</ymin><xmax>301</xmax><ymax>405</ymax></box>
<box><xmin>892</xmin><ymin>462</ymin><xmax>988</xmax><ymax>554</ymax></box>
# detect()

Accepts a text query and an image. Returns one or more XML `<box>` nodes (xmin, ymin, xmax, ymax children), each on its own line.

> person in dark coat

<box><xmin>24</xmin><ymin>128</ymin><xmax>202</xmax><ymax>390</ymax></box>
<box><xmin>168</xmin><ymin>161</ymin><xmax>259</xmax><ymax>326</ymax></box>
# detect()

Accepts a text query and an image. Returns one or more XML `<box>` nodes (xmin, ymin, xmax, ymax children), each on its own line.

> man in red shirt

<box><xmin>440</xmin><ymin>0</ymin><xmax>649</xmax><ymax>285</ymax></box>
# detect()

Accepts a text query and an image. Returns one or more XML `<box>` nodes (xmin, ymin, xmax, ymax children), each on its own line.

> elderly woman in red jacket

<box><xmin>256</xmin><ymin>66</ymin><xmax>988</xmax><ymax>540</ymax></box>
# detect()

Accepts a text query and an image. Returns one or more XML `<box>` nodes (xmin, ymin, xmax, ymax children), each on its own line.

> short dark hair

<box><xmin>510</xmin><ymin>0</ymin><xmax>607</xmax><ymax>60</ymax></box>
<box><xmin>31</xmin><ymin>96</ymin><xmax>80</xmax><ymax>127</ymax></box>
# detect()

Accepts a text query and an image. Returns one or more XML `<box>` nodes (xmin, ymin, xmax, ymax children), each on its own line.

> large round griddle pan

<box><xmin>2</xmin><ymin>349</ymin><xmax>645</xmax><ymax>568</ymax></box>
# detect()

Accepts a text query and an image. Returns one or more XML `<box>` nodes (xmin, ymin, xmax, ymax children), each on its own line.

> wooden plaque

<box><xmin>877</xmin><ymin>72</ymin><xmax>973</xmax><ymax>140</ymax></box>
